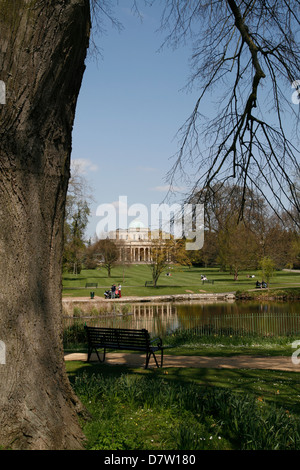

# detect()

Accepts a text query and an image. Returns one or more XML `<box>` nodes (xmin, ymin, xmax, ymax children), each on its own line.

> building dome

<box><xmin>128</xmin><ymin>219</ymin><xmax>146</xmax><ymax>229</ymax></box>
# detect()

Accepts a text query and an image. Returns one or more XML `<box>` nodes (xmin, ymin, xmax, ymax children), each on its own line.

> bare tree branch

<box><xmin>159</xmin><ymin>0</ymin><xmax>300</xmax><ymax>226</ymax></box>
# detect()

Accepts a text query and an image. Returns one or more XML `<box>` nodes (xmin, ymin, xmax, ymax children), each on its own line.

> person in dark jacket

<box><xmin>111</xmin><ymin>284</ymin><xmax>116</xmax><ymax>299</ymax></box>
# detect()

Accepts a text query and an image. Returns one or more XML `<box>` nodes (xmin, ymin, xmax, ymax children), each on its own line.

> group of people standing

<box><xmin>111</xmin><ymin>283</ymin><xmax>122</xmax><ymax>298</ymax></box>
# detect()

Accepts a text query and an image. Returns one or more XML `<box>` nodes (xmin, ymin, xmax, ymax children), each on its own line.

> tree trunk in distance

<box><xmin>0</xmin><ymin>0</ymin><xmax>91</xmax><ymax>450</ymax></box>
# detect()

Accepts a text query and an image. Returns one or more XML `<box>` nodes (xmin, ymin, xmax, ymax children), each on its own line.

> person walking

<box><xmin>118</xmin><ymin>284</ymin><xmax>122</xmax><ymax>298</ymax></box>
<box><xmin>111</xmin><ymin>284</ymin><xmax>116</xmax><ymax>299</ymax></box>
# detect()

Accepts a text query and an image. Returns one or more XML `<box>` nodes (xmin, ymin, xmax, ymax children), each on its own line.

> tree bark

<box><xmin>0</xmin><ymin>0</ymin><xmax>91</xmax><ymax>449</ymax></box>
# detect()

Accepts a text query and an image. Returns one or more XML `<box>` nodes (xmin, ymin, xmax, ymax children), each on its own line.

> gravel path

<box><xmin>64</xmin><ymin>352</ymin><xmax>299</xmax><ymax>371</ymax></box>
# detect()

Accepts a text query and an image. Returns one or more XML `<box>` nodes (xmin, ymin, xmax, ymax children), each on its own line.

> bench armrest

<box><xmin>150</xmin><ymin>336</ymin><xmax>163</xmax><ymax>348</ymax></box>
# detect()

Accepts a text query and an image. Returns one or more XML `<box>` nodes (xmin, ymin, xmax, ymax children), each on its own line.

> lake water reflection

<box><xmin>92</xmin><ymin>300</ymin><xmax>300</xmax><ymax>337</ymax></box>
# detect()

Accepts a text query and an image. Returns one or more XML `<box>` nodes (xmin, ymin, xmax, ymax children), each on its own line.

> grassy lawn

<box><xmin>66</xmin><ymin>360</ymin><xmax>300</xmax><ymax>412</ymax></box>
<box><xmin>62</xmin><ymin>265</ymin><xmax>300</xmax><ymax>298</ymax></box>
<box><xmin>66</xmin><ymin>360</ymin><xmax>300</xmax><ymax>450</ymax></box>
<box><xmin>163</xmin><ymin>333</ymin><xmax>299</xmax><ymax>357</ymax></box>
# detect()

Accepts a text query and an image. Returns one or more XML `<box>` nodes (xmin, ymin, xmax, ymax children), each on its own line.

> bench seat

<box><xmin>85</xmin><ymin>326</ymin><xmax>164</xmax><ymax>369</ymax></box>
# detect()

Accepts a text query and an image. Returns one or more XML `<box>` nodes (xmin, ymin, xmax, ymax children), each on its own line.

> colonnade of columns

<box><xmin>118</xmin><ymin>244</ymin><xmax>153</xmax><ymax>263</ymax></box>
<box><xmin>131</xmin><ymin>246</ymin><xmax>151</xmax><ymax>262</ymax></box>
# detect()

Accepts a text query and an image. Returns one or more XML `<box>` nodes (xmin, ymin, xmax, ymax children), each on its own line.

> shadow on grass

<box><xmin>66</xmin><ymin>360</ymin><xmax>300</xmax><ymax>415</ymax></box>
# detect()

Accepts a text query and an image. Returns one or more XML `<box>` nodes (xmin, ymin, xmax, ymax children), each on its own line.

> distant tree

<box><xmin>63</xmin><ymin>161</ymin><xmax>93</xmax><ymax>273</ymax></box>
<box><xmin>200</xmin><ymin>231</ymin><xmax>219</xmax><ymax>268</ymax></box>
<box><xmin>258</xmin><ymin>256</ymin><xmax>276</xmax><ymax>287</ymax></box>
<box><xmin>217</xmin><ymin>215</ymin><xmax>257</xmax><ymax>280</ymax></box>
<box><xmin>86</xmin><ymin>238</ymin><xmax>119</xmax><ymax>277</ymax></box>
<box><xmin>63</xmin><ymin>200</ymin><xmax>90</xmax><ymax>274</ymax></box>
<box><xmin>255</xmin><ymin>215</ymin><xmax>297</xmax><ymax>270</ymax></box>
<box><xmin>148</xmin><ymin>236</ymin><xmax>191</xmax><ymax>287</ymax></box>
<box><xmin>290</xmin><ymin>237</ymin><xmax>300</xmax><ymax>269</ymax></box>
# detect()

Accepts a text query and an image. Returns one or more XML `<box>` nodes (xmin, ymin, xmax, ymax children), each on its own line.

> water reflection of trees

<box><xmin>79</xmin><ymin>301</ymin><xmax>300</xmax><ymax>337</ymax></box>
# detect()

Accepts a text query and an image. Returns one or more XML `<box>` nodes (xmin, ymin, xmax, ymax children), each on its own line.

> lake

<box><xmin>79</xmin><ymin>300</ymin><xmax>300</xmax><ymax>338</ymax></box>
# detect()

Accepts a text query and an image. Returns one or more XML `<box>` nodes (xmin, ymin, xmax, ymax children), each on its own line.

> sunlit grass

<box><xmin>66</xmin><ymin>361</ymin><xmax>300</xmax><ymax>450</ymax></box>
<box><xmin>62</xmin><ymin>266</ymin><xmax>300</xmax><ymax>298</ymax></box>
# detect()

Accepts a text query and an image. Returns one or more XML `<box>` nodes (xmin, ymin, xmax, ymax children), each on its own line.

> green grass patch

<box><xmin>237</xmin><ymin>286</ymin><xmax>300</xmax><ymax>300</ymax></box>
<box><xmin>66</xmin><ymin>361</ymin><xmax>300</xmax><ymax>450</ymax></box>
<box><xmin>164</xmin><ymin>330</ymin><xmax>299</xmax><ymax>357</ymax></box>
<box><xmin>62</xmin><ymin>266</ymin><xmax>300</xmax><ymax>298</ymax></box>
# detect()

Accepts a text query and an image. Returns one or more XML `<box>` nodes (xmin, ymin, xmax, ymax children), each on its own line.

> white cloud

<box><xmin>71</xmin><ymin>158</ymin><xmax>99</xmax><ymax>175</ymax></box>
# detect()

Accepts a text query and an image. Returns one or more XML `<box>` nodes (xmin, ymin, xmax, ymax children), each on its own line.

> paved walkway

<box><xmin>64</xmin><ymin>352</ymin><xmax>299</xmax><ymax>372</ymax></box>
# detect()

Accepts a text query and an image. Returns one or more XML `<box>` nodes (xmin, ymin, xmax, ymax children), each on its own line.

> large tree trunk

<box><xmin>0</xmin><ymin>0</ymin><xmax>91</xmax><ymax>449</ymax></box>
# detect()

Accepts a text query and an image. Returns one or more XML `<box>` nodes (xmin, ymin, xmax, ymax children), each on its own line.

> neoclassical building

<box><xmin>108</xmin><ymin>220</ymin><xmax>168</xmax><ymax>264</ymax></box>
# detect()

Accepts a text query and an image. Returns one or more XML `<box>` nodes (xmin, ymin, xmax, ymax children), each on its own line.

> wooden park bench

<box><xmin>202</xmin><ymin>279</ymin><xmax>214</xmax><ymax>285</ymax></box>
<box><xmin>145</xmin><ymin>280</ymin><xmax>154</xmax><ymax>287</ymax></box>
<box><xmin>85</xmin><ymin>283</ymin><xmax>98</xmax><ymax>288</ymax></box>
<box><xmin>84</xmin><ymin>326</ymin><xmax>164</xmax><ymax>369</ymax></box>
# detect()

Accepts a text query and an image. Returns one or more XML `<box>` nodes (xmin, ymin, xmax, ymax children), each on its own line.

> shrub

<box><xmin>63</xmin><ymin>323</ymin><xmax>86</xmax><ymax>347</ymax></box>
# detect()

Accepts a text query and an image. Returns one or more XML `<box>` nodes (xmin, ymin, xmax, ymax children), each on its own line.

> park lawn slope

<box><xmin>62</xmin><ymin>266</ymin><xmax>300</xmax><ymax>298</ymax></box>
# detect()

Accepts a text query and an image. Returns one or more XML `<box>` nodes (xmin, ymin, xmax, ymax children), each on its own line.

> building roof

<box><xmin>128</xmin><ymin>219</ymin><xmax>146</xmax><ymax>229</ymax></box>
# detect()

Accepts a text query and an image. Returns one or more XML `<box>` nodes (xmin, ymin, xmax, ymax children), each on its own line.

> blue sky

<box><xmin>71</xmin><ymin>1</ymin><xmax>201</xmax><ymax>239</ymax></box>
<box><xmin>71</xmin><ymin>1</ymin><xmax>299</xmax><ymax>240</ymax></box>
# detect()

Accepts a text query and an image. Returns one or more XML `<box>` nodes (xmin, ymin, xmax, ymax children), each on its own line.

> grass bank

<box><xmin>66</xmin><ymin>360</ymin><xmax>300</xmax><ymax>450</ymax></box>
<box><xmin>62</xmin><ymin>266</ymin><xmax>300</xmax><ymax>299</ymax></box>
<box><xmin>65</xmin><ymin>319</ymin><xmax>300</xmax><ymax>450</ymax></box>
<box><xmin>236</xmin><ymin>287</ymin><xmax>300</xmax><ymax>300</ymax></box>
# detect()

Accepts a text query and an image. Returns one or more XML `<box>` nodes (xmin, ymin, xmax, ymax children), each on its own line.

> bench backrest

<box><xmin>85</xmin><ymin>326</ymin><xmax>151</xmax><ymax>350</ymax></box>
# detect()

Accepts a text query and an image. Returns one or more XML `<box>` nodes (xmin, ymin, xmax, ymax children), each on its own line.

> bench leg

<box><xmin>87</xmin><ymin>347</ymin><xmax>106</xmax><ymax>363</ymax></box>
<box><xmin>145</xmin><ymin>351</ymin><xmax>160</xmax><ymax>369</ymax></box>
<box><xmin>96</xmin><ymin>347</ymin><xmax>106</xmax><ymax>362</ymax></box>
<box><xmin>87</xmin><ymin>347</ymin><xmax>92</xmax><ymax>362</ymax></box>
<box><xmin>145</xmin><ymin>352</ymin><xmax>150</xmax><ymax>369</ymax></box>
